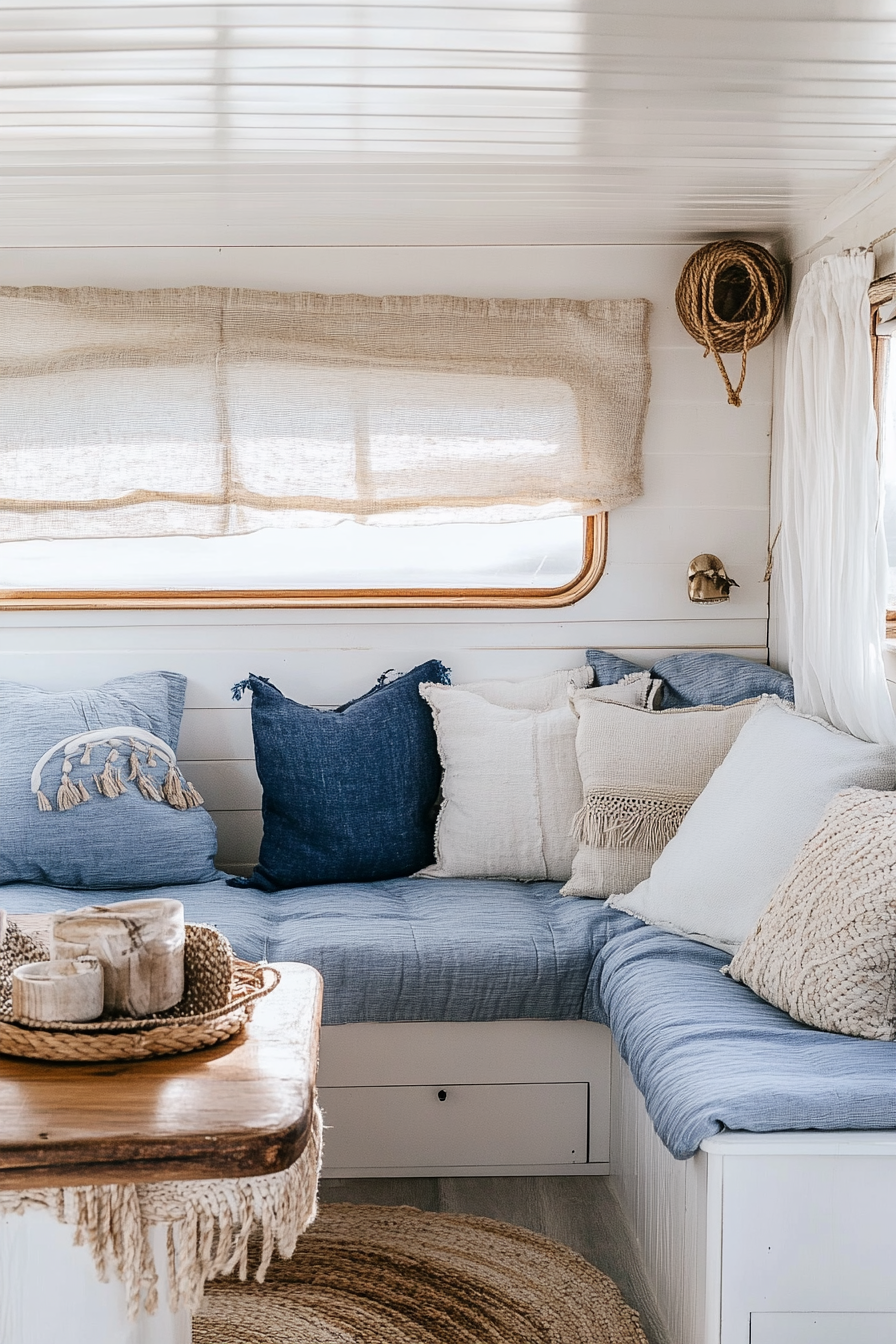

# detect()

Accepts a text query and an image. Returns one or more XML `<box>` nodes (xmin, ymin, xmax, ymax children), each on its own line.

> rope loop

<box><xmin>675</xmin><ymin>240</ymin><xmax>786</xmax><ymax>406</ymax></box>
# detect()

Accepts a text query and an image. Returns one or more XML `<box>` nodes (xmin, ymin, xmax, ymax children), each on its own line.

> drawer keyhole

<box><xmin>437</xmin><ymin>1089</ymin><xmax>448</xmax><ymax>1102</ymax></box>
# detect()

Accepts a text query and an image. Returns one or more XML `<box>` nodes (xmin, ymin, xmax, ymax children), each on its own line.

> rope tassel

<box><xmin>136</xmin><ymin>771</ymin><xmax>163</xmax><ymax>803</ymax></box>
<box><xmin>94</xmin><ymin>749</ymin><xmax>127</xmax><ymax>800</ymax></box>
<box><xmin>162</xmin><ymin>764</ymin><xmax>189</xmax><ymax>810</ymax></box>
<box><xmin>56</xmin><ymin>758</ymin><xmax>86</xmax><ymax>812</ymax></box>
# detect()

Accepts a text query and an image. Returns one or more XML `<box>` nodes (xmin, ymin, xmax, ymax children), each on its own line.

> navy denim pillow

<box><xmin>0</xmin><ymin>672</ymin><xmax>218</xmax><ymax>890</ymax></box>
<box><xmin>650</xmin><ymin>652</ymin><xmax>794</xmax><ymax>708</ymax></box>
<box><xmin>234</xmin><ymin>661</ymin><xmax>450</xmax><ymax>890</ymax></box>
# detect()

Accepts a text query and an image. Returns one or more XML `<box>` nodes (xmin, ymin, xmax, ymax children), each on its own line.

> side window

<box><xmin>0</xmin><ymin>515</ymin><xmax>603</xmax><ymax>610</ymax></box>
<box><xmin>874</xmin><ymin>289</ymin><xmax>896</xmax><ymax>633</ymax></box>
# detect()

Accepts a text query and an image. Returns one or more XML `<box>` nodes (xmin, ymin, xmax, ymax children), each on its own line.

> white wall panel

<box><xmin>610</xmin><ymin>1045</ymin><xmax>710</xmax><ymax>1344</ymax></box>
<box><xmin>0</xmin><ymin>243</ymin><xmax>772</xmax><ymax>865</ymax></box>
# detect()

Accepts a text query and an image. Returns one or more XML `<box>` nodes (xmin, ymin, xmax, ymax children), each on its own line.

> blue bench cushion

<box><xmin>598</xmin><ymin>923</ymin><xmax>896</xmax><ymax>1159</ymax></box>
<box><xmin>11</xmin><ymin>876</ymin><xmax>896</xmax><ymax>1158</ymax></box>
<box><xmin>2</xmin><ymin>876</ymin><xmax>629</xmax><ymax>1027</ymax></box>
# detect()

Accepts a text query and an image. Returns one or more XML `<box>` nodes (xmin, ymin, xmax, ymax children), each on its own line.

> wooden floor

<box><xmin>319</xmin><ymin>1174</ymin><xmax>671</xmax><ymax>1344</ymax></box>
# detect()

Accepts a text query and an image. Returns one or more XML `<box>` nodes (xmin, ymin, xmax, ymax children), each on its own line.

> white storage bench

<box><xmin>316</xmin><ymin>1017</ymin><xmax>896</xmax><ymax>1344</ymax></box>
<box><xmin>610</xmin><ymin>1045</ymin><xmax>896</xmax><ymax>1344</ymax></box>
<box><xmin>318</xmin><ymin>1018</ymin><xmax>611</xmax><ymax>1177</ymax></box>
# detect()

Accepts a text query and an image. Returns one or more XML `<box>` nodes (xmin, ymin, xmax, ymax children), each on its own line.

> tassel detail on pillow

<box><xmin>56</xmin><ymin>758</ymin><xmax>87</xmax><ymax>811</ymax></box>
<box><xmin>162</xmin><ymin>764</ymin><xmax>203</xmax><ymax>810</ymax></box>
<box><xmin>93</xmin><ymin>749</ymin><xmax>127</xmax><ymax>800</ymax></box>
<box><xmin>32</xmin><ymin>727</ymin><xmax>205</xmax><ymax>815</ymax></box>
<box><xmin>573</xmin><ymin>791</ymin><xmax>692</xmax><ymax>851</ymax></box>
<box><xmin>126</xmin><ymin>741</ymin><xmax>163</xmax><ymax>802</ymax></box>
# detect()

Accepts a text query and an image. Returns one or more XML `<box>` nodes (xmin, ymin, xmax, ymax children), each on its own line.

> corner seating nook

<box><xmin>7</xmin><ymin>654</ymin><xmax>896</xmax><ymax>1344</ymax></box>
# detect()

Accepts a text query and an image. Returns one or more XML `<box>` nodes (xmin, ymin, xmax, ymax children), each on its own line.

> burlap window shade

<box><xmin>0</xmin><ymin>287</ymin><xmax>650</xmax><ymax>541</ymax></box>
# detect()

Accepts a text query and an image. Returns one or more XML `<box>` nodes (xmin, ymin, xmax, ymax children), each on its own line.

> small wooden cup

<box><xmin>12</xmin><ymin>957</ymin><xmax>104</xmax><ymax>1023</ymax></box>
<box><xmin>52</xmin><ymin>899</ymin><xmax>185</xmax><ymax>1018</ymax></box>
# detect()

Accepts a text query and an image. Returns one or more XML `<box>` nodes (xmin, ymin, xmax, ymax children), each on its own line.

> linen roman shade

<box><xmin>0</xmin><ymin>287</ymin><xmax>650</xmax><ymax>541</ymax></box>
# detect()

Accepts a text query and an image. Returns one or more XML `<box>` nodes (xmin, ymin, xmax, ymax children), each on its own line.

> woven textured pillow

<box><xmin>561</xmin><ymin>695</ymin><xmax>759</xmax><ymax>899</ymax></box>
<box><xmin>725</xmin><ymin>789</ymin><xmax>896</xmax><ymax>1039</ymax></box>
<box><xmin>419</xmin><ymin>668</ymin><xmax>655</xmax><ymax>882</ymax></box>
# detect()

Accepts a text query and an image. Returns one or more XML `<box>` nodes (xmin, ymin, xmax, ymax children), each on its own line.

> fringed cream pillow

<box><xmin>418</xmin><ymin>668</ymin><xmax>658</xmax><ymax>882</ymax></box>
<box><xmin>561</xmin><ymin>695</ymin><xmax>759</xmax><ymax>899</ymax></box>
<box><xmin>725</xmin><ymin>789</ymin><xmax>896</xmax><ymax>1040</ymax></box>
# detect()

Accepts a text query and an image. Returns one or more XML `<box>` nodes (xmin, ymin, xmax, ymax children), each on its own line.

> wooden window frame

<box><xmin>0</xmin><ymin>513</ymin><xmax>607</xmax><ymax>611</ymax></box>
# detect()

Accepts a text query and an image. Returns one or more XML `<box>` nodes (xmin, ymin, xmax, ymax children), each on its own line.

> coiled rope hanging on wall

<box><xmin>675</xmin><ymin>240</ymin><xmax>786</xmax><ymax>407</ymax></box>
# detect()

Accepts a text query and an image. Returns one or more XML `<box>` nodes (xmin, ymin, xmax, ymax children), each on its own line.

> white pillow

<box><xmin>418</xmin><ymin>668</ymin><xmax>654</xmax><ymax>882</ymax></box>
<box><xmin>458</xmin><ymin>665</ymin><xmax>593</xmax><ymax>711</ymax></box>
<box><xmin>608</xmin><ymin>701</ymin><xmax>896</xmax><ymax>953</ymax></box>
<box><xmin>562</xmin><ymin>695</ymin><xmax>759</xmax><ymax>900</ymax></box>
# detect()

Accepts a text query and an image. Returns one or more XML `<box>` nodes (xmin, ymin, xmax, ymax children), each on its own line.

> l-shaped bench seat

<box><xmin>11</xmin><ymin>874</ymin><xmax>896</xmax><ymax>1343</ymax></box>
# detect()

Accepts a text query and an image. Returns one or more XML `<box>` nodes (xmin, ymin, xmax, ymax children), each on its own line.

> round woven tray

<box><xmin>0</xmin><ymin>922</ymin><xmax>280</xmax><ymax>1062</ymax></box>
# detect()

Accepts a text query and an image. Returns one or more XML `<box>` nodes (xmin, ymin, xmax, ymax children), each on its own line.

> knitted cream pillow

<box><xmin>725</xmin><ymin>788</ymin><xmax>896</xmax><ymax>1040</ymax></box>
<box><xmin>561</xmin><ymin>694</ymin><xmax>759</xmax><ymax>899</ymax></box>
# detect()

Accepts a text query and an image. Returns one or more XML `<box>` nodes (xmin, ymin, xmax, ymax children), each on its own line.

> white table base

<box><xmin>0</xmin><ymin>1207</ymin><xmax>191</xmax><ymax>1344</ymax></box>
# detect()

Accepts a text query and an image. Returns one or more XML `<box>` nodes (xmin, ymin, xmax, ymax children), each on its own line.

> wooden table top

<box><xmin>0</xmin><ymin>939</ymin><xmax>323</xmax><ymax>1192</ymax></box>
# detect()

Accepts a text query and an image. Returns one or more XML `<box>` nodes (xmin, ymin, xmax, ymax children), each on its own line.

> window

<box><xmin>0</xmin><ymin>284</ymin><xmax>646</xmax><ymax>607</ymax></box>
<box><xmin>872</xmin><ymin>283</ymin><xmax>896</xmax><ymax>632</ymax></box>
<box><xmin>0</xmin><ymin>515</ymin><xmax>603</xmax><ymax>609</ymax></box>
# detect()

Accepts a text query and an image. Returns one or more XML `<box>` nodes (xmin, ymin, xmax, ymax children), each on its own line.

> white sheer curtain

<box><xmin>779</xmin><ymin>249</ymin><xmax>896</xmax><ymax>744</ymax></box>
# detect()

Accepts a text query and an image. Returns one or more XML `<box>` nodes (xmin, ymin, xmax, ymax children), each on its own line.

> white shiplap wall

<box><xmin>0</xmin><ymin>244</ymin><xmax>773</xmax><ymax>870</ymax></box>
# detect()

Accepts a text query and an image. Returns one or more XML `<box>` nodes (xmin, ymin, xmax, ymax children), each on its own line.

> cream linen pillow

<box><xmin>418</xmin><ymin>669</ymin><xmax>656</xmax><ymax>882</ymax></box>
<box><xmin>561</xmin><ymin>695</ymin><xmax>760</xmax><ymax>899</ymax></box>
<box><xmin>725</xmin><ymin>789</ymin><xmax>896</xmax><ymax>1040</ymax></box>
<box><xmin>458</xmin><ymin>665</ymin><xmax>593</xmax><ymax>711</ymax></box>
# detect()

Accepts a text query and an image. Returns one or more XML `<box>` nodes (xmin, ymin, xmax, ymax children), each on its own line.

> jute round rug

<box><xmin>193</xmin><ymin>1202</ymin><xmax>649</xmax><ymax>1344</ymax></box>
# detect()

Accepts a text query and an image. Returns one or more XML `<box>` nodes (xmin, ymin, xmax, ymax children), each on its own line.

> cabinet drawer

<box><xmin>320</xmin><ymin>1081</ymin><xmax>588</xmax><ymax>1170</ymax></box>
<box><xmin>751</xmin><ymin>1314</ymin><xmax>896</xmax><ymax>1344</ymax></box>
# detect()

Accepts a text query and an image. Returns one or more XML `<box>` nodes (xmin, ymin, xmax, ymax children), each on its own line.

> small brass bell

<box><xmin>688</xmin><ymin>554</ymin><xmax>739</xmax><ymax>604</ymax></box>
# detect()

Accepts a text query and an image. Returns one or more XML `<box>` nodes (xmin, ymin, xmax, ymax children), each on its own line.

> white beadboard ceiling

<box><xmin>0</xmin><ymin>1</ymin><xmax>895</xmax><ymax>247</ymax></box>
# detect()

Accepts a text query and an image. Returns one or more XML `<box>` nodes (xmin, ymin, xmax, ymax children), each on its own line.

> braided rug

<box><xmin>194</xmin><ymin>1202</ymin><xmax>648</xmax><ymax>1344</ymax></box>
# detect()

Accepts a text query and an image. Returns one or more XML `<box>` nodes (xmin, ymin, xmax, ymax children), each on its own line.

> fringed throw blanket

<box><xmin>0</xmin><ymin>1100</ymin><xmax>322</xmax><ymax>1318</ymax></box>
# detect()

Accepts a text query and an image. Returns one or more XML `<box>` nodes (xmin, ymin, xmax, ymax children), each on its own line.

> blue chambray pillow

<box><xmin>0</xmin><ymin>672</ymin><xmax>218</xmax><ymax>889</ymax></box>
<box><xmin>649</xmin><ymin>652</ymin><xmax>794</xmax><ymax>708</ymax></box>
<box><xmin>586</xmin><ymin>649</ymin><xmax>794</xmax><ymax>709</ymax></box>
<box><xmin>232</xmin><ymin>661</ymin><xmax>450</xmax><ymax>891</ymax></box>
<box><xmin>585</xmin><ymin>649</ymin><xmax>645</xmax><ymax>687</ymax></box>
